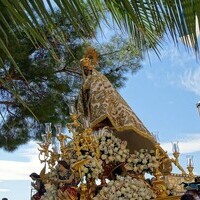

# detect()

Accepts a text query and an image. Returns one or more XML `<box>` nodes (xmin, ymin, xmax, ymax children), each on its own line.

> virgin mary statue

<box><xmin>77</xmin><ymin>48</ymin><xmax>164</xmax><ymax>154</ymax></box>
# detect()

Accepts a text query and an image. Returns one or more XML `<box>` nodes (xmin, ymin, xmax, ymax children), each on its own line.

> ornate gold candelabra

<box><xmin>152</xmin><ymin>142</ymin><xmax>168</xmax><ymax>198</ymax></box>
<box><xmin>187</xmin><ymin>155</ymin><xmax>194</xmax><ymax>177</ymax></box>
<box><xmin>38</xmin><ymin>111</ymin><xmax>197</xmax><ymax>200</ymax></box>
<box><xmin>170</xmin><ymin>142</ymin><xmax>187</xmax><ymax>175</ymax></box>
<box><xmin>152</xmin><ymin>139</ymin><xmax>197</xmax><ymax>199</ymax></box>
<box><xmin>170</xmin><ymin>142</ymin><xmax>195</xmax><ymax>181</ymax></box>
<box><xmin>151</xmin><ymin>139</ymin><xmax>195</xmax><ymax>198</ymax></box>
<box><xmin>38</xmin><ymin>123</ymin><xmax>53</xmax><ymax>165</ymax></box>
<box><xmin>37</xmin><ymin>97</ymin><xmax>100</xmax><ymax>199</ymax></box>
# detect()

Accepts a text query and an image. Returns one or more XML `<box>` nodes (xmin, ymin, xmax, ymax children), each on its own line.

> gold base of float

<box><xmin>156</xmin><ymin>196</ymin><xmax>182</xmax><ymax>200</ymax></box>
<box><xmin>34</xmin><ymin>48</ymin><xmax>197</xmax><ymax>200</ymax></box>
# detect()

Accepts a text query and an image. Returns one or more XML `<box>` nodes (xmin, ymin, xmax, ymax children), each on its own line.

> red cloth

<box><xmin>60</xmin><ymin>185</ymin><xmax>78</xmax><ymax>197</ymax></box>
<box><xmin>32</xmin><ymin>193</ymin><xmax>42</xmax><ymax>200</ymax></box>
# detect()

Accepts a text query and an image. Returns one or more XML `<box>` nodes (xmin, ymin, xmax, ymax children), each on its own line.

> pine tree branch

<box><xmin>0</xmin><ymin>101</ymin><xmax>15</xmax><ymax>105</ymax></box>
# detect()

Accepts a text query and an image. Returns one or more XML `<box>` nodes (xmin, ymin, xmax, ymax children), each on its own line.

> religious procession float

<box><xmin>33</xmin><ymin>48</ymin><xmax>199</xmax><ymax>200</ymax></box>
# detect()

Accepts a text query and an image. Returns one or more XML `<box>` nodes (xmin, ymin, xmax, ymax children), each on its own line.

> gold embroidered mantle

<box><xmin>77</xmin><ymin>69</ymin><xmax>158</xmax><ymax>152</ymax></box>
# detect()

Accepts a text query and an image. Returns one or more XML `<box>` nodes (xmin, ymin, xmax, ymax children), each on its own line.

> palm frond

<box><xmin>1</xmin><ymin>0</ymin><xmax>199</xmax><ymax>57</ymax></box>
<box><xmin>0</xmin><ymin>0</ymin><xmax>199</xmax><ymax>120</ymax></box>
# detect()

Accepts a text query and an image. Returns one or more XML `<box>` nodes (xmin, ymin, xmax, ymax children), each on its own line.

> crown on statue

<box><xmin>80</xmin><ymin>47</ymin><xmax>98</xmax><ymax>70</ymax></box>
<box><xmin>80</xmin><ymin>57</ymin><xmax>94</xmax><ymax>70</ymax></box>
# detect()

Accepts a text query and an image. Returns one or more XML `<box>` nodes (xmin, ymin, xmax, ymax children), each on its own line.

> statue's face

<box><xmin>83</xmin><ymin>66</ymin><xmax>92</xmax><ymax>76</ymax></box>
<box><xmin>57</xmin><ymin>163</ymin><xmax>67</xmax><ymax>173</ymax></box>
<box><xmin>83</xmin><ymin>66</ymin><xmax>89</xmax><ymax>76</ymax></box>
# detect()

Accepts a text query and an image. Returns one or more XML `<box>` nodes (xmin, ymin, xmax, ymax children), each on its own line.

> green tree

<box><xmin>1</xmin><ymin>0</ymin><xmax>198</xmax><ymax>151</ymax></box>
<box><xmin>0</xmin><ymin>8</ymin><xmax>144</xmax><ymax>151</ymax></box>
<box><xmin>0</xmin><ymin>1</ymin><xmax>199</xmax><ymax>120</ymax></box>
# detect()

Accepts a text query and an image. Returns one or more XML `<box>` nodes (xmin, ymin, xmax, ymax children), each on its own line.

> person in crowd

<box><xmin>30</xmin><ymin>172</ymin><xmax>46</xmax><ymax>200</ymax></box>
<box><xmin>181</xmin><ymin>190</ymin><xmax>200</xmax><ymax>200</ymax></box>
<box><xmin>181</xmin><ymin>193</ymin><xmax>195</xmax><ymax>200</ymax></box>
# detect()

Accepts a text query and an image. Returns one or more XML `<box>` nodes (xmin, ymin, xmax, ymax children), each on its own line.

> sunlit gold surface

<box><xmin>156</xmin><ymin>196</ymin><xmax>181</xmax><ymax>200</ymax></box>
<box><xmin>152</xmin><ymin>143</ymin><xmax>168</xmax><ymax>198</ymax></box>
<box><xmin>187</xmin><ymin>166</ymin><xmax>195</xmax><ymax>177</ymax></box>
<box><xmin>36</xmin><ymin>50</ymin><xmax>198</xmax><ymax>200</ymax></box>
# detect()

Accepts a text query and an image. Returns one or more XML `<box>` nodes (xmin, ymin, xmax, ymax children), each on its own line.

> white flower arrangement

<box><xmin>94</xmin><ymin>175</ymin><xmax>156</xmax><ymax>200</ymax></box>
<box><xmin>125</xmin><ymin>149</ymin><xmax>159</xmax><ymax>175</ymax></box>
<box><xmin>77</xmin><ymin>155</ymin><xmax>104</xmax><ymax>180</ymax></box>
<box><xmin>98</xmin><ymin>131</ymin><xmax>130</xmax><ymax>165</ymax></box>
<box><xmin>65</xmin><ymin>141</ymin><xmax>104</xmax><ymax>180</ymax></box>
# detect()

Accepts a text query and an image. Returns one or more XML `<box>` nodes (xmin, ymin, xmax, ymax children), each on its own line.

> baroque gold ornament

<box><xmin>80</xmin><ymin>47</ymin><xmax>98</xmax><ymax>71</ymax></box>
<box><xmin>34</xmin><ymin>48</ymin><xmax>198</xmax><ymax>200</ymax></box>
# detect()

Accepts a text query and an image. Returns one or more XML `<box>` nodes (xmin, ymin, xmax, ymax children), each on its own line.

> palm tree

<box><xmin>0</xmin><ymin>0</ymin><xmax>199</xmax><ymax>150</ymax></box>
<box><xmin>0</xmin><ymin>0</ymin><xmax>199</xmax><ymax>62</ymax></box>
<box><xmin>0</xmin><ymin>0</ymin><xmax>199</xmax><ymax>128</ymax></box>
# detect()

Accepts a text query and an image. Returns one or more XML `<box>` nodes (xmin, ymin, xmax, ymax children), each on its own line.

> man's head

<box><xmin>181</xmin><ymin>194</ymin><xmax>195</xmax><ymax>200</ymax></box>
<box><xmin>2</xmin><ymin>198</ymin><xmax>8</xmax><ymax>200</ymax></box>
<box><xmin>57</xmin><ymin>160</ymin><xmax>70</xmax><ymax>173</ymax></box>
<box><xmin>29</xmin><ymin>172</ymin><xmax>40</xmax><ymax>180</ymax></box>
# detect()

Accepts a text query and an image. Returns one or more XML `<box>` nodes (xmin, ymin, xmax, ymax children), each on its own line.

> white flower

<box><xmin>94</xmin><ymin>175</ymin><xmax>156</xmax><ymax>200</ymax></box>
<box><xmin>127</xmin><ymin>149</ymin><xmax>158</xmax><ymax>175</ymax></box>
<box><xmin>139</xmin><ymin>165</ymin><xmax>144</xmax><ymax>171</ymax></box>
<box><xmin>97</xmin><ymin>130</ymin><xmax>130</xmax><ymax>166</ymax></box>
<box><xmin>83</xmin><ymin>167</ymin><xmax>89</xmax><ymax>173</ymax></box>
<box><xmin>140</xmin><ymin>149</ymin><xmax>145</xmax><ymax>153</ymax></box>
<box><xmin>101</xmin><ymin>154</ymin><xmax>107</xmax><ymax>160</ymax></box>
<box><xmin>118</xmin><ymin>150</ymin><xmax>123</xmax><ymax>155</ymax></box>
<box><xmin>140</xmin><ymin>153</ymin><xmax>145</xmax><ymax>159</ymax></box>
<box><xmin>116</xmin><ymin>155</ymin><xmax>121</xmax><ymax>161</ymax></box>
<box><xmin>108</xmin><ymin>149</ymin><xmax>113</xmax><ymax>154</ymax></box>
<box><xmin>151</xmin><ymin>156</ymin><xmax>157</xmax><ymax>161</ymax></box>
<box><xmin>122</xmin><ymin>153</ymin><xmax>127</xmax><ymax>158</ymax></box>
<box><xmin>150</xmin><ymin>150</ymin><xmax>155</xmax><ymax>154</ymax></box>
<box><xmin>116</xmin><ymin>190</ymin><xmax>121</xmax><ymax>196</ymax></box>
<box><xmin>108</xmin><ymin>156</ymin><xmax>114</xmax><ymax>162</ymax></box>
<box><xmin>142</xmin><ymin>158</ymin><xmax>148</xmax><ymax>164</ymax></box>
<box><xmin>133</xmin><ymin>158</ymin><xmax>139</xmax><ymax>163</ymax></box>
<box><xmin>110</xmin><ymin>185</ymin><xmax>116</xmax><ymax>193</ymax></box>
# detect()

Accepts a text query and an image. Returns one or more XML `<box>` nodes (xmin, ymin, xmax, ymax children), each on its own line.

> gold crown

<box><xmin>80</xmin><ymin>57</ymin><xmax>94</xmax><ymax>70</ymax></box>
<box><xmin>80</xmin><ymin>47</ymin><xmax>98</xmax><ymax>70</ymax></box>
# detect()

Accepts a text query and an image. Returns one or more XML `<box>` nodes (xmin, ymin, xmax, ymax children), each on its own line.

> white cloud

<box><xmin>161</xmin><ymin>134</ymin><xmax>200</xmax><ymax>154</ymax></box>
<box><xmin>0</xmin><ymin>189</ymin><xmax>10</xmax><ymax>192</ymax></box>
<box><xmin>145</xmin><ymin>44</ymin><xmax>196</xmax><ymax>68</ymax></box>
<box><xmin>181</xmin><ymin>67</ymin><xmax>200</xmax><ymax>96</ymax></box>
<box><xmin>0</xmin><ymin>141</ymin><xmax>43</xmax><ymax>181</ymax></box>
<box><xmin>142</xmin><ymin>43</ymin><xmax>199</xmax><ymax>90</ymax></box>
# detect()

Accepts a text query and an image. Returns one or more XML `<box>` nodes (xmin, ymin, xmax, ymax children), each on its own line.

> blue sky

<box><xmin>1</xmin><ymin>37</ymin><xmax>200</xmax><ymax>199</ymax></box>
